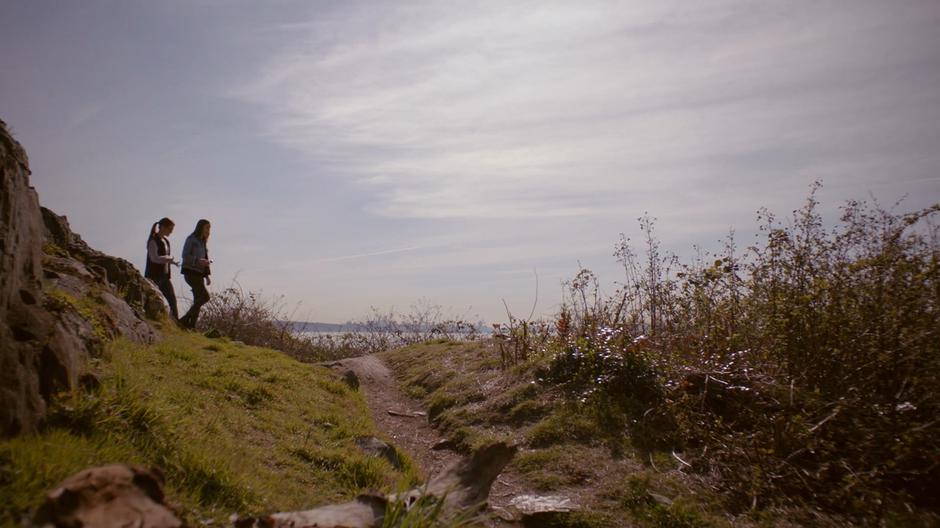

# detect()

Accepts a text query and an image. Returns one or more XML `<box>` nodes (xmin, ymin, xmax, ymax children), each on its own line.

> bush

<box><xmin>541</xmin><ymin>329</ymin><xmax>662</xmax><ymax>418</ymax></box>
<box><xmin>197</xmin><ymin>285</ymin><xmax>484</xmax><ymax>361</ymax></box>
<box><xmin>351</xmin><ymin>300</ymin><xmax>485</xmax><ymax>354</ymax></box>
<box><xmin>530</xmin><ymin>185</ymin><xmax>940</xmax><ymax>521</ymax></box>
<box><xmin>195</xmin><ymin>280</ymin><xmax>335</xmax><ymax>361</ymax></box>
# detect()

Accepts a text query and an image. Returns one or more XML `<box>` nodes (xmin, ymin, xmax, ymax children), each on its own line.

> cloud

<box><xmin>231</xmin><ymin>0</ymin><xmax>940</xmax><ymax>226</ymax></box>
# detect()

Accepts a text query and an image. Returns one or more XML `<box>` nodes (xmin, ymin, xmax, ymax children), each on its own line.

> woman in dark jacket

<box><xmin>144</xmin><ymin>218</ymin><xmax>179</xmax><ymax>321</ymax></box>
<box><xmin>180</xmin><ymin>219</ymin><xmax>212</xmax><ymax>329</ymax></box>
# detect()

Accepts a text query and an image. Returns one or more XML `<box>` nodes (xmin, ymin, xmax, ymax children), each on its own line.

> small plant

<box><xmin>382</xmin><ymin>490</ymin><xmax>483</xmax><ymax>528</ymax></box>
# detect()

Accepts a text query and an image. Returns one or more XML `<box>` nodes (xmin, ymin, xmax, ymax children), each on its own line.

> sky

<box><xmin>2</xmin><ymin>1</ymin><xmax>939</xmax><ymax>324</ymax></box>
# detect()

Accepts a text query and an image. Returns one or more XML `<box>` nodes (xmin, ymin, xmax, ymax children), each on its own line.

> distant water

<box><xmin>294</xmin><ymin>329</ymin><xmax>488</xmax><ymax>340</ymax></box>
<box><xmin>296</xmin><ymin>330</ymin><xmax>364</xmax><ymax>339</ymax></box>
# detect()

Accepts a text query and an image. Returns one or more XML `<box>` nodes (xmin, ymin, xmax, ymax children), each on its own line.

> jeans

<box><xmin>155</xmin><ymin>277</ymin><xmax>178</xmax><ymax>320</ymax></box>
<box><xmin>181</xmin><ymin>273</ymin><xmax>210</xmax><ymax>329</ymax></box>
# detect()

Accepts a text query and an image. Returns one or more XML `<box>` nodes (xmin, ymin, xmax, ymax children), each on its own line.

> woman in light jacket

<box><xmin>180</xmin><ymin>219</ymin><xmax>212</xmax><ymax>329</ymax></box>
<box><xmin>144</xmin><ymin>218</ymin><xmax>180</xmax><ymax>321</ymax></box>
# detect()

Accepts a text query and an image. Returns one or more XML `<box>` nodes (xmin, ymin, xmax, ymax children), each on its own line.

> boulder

<box><xmin>32</xmin><ymin>465</ymin><xmax>183</xmax><ymax>528</ymax></box>
<box><xmin>99</xmin><ymin>291</ymin><xmax>157</xmax><ymax>343</ymax></box>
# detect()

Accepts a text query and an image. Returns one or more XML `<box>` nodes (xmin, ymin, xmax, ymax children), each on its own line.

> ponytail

<box><xmin>148</xmin><ymin>218</ymin><xmax>175</xmax><ymax>244</ymax></box>
<box><xmin>148</xmin><ymin>221</ymin><xmax>160</xmax><ymax>243</ymax></box>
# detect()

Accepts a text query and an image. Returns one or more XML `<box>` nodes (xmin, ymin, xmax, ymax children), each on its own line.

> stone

<box><xmin>502</xmin><ymin>494</ymin><xmax>579</xmax><ymax>525</ymax></box>
<box><xmin>355</xmin><ymin>436</ymin><xmax>401</xmax><ymax>469</ymax></box>
<box><xmin>432</xmin><ymin>438</ymin><xmax>458</xmax><ymax>451</ymax></box>
<box><xmin>99</xmin><ymin>291</ymin><xmax>156</xmax><ymax>344</ymax></box>
<box><xmin>32</xmin><ymin>465</ymin><xmax>183</xmax><ymax>528</ymax></box>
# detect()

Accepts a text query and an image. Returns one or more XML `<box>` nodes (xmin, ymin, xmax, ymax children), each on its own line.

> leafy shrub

<box><xmin>541</xmin><ymin>330</ymin><xmax>663</xmax><ymax>418</ymax></box>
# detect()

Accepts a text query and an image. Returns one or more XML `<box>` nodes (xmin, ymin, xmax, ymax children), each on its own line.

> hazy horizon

<box><xmin>2</xmin><ymin>1</ymin><xmax>939</xmax><ymax>323</ymax></box>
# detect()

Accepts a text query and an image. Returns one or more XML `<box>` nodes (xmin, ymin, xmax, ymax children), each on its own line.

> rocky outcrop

<box><xmin>0</xmin><ymin>120</ymin><xmax>164</xmax><ymax>436</ymax></box>
<box><xmin>41</xmin><ymin>208</ymin><xmax>162</xmax><ymax>343</ymax></box>
<box><xmin>42</xmin><ymin>207</ymin><xmax>166</xmax><ymax>322</ymax></box>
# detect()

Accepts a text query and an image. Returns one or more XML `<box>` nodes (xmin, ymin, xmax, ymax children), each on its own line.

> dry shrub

<box><xmin>534</xmin><ymin>184</ymin><xmax>940</xmax><ymax>521</ymax></box>
<box><xmin>195</xmin><ymin>281</ymin><xmax>332</xmax><ymax>362</ymax></box>
<box><xmin>347</xmin><ymin>299</ymin><xmax>484</xmax><ymax>354</ymax></box>
<box><xmin>199</xmin><ymin>290</ymin><xmax>482</xmax><ymax>360</ymax></box>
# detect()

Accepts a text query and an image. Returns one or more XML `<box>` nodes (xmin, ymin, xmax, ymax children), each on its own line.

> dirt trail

<box><xmin>328</xmin><ymin>355</ymin><xmax>523</xmax><ymax>525</ymax></box>
<box><xmin>330</xmin><ymin>355</ymin><xmax>462</xmax><ymax>480</ymax></box>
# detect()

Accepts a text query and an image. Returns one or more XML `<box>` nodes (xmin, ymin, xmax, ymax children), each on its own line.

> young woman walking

<box><xmin>180</xmin><ymin>219</ymin><xmax>212</xmax><ymax>329</ymax></box>
<box><xmin>144</xmin><ymin>218</ymin><xmax>180</xmax><ymax>321</ymax></box>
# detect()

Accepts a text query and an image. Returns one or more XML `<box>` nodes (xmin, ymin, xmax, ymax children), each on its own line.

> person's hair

<box><xmin>148</xmin><ymin>218</ymin><xmax>174</xmax><ymax>242</ymax></box>
<box><xmin>192</xmin><ymin>219</ymin><xmax>211</xmax><ymax>242</ymax></box>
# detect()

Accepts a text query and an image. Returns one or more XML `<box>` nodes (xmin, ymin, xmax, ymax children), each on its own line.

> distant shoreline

<box><xmin>283</xmin><ymin>320</ymin><xmax>492</xmax><ymax>335</ymax></box>
<box><xmin>281</xmin><ymin>321</ymin><xmax>365</xmax><ymax>333</ymax></box>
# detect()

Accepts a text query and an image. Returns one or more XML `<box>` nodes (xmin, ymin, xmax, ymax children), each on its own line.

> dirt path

<box><xmin>327</xmin><ymin>355</ymin><xmax>522</xmax><ymax>525</ymax></box>
<box><xmin>328</xmin><ymin>355</ymin><xmax>462</xmax><ymax>480</ymax></box>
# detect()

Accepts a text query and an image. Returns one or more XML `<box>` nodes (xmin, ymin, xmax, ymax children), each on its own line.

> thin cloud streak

<box><xmin>312</xmin><ymin>245</ymin><xmax>427</xmax><ymax>264</ymax></box>
<box><xmin>252</xmin><ymin>245</ymin><xmax>430</xmax><ymax>272</ymax></box>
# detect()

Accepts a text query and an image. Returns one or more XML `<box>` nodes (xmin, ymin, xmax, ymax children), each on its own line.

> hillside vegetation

<box><xmin>0</xmin><ymin>327</ymin><xmax>418</xmax><ymax>526</ymax></box>
<box><xmin>384</xmin><ymin>190</ymin><xmax>940</xmax><ymax>527</ymax></box>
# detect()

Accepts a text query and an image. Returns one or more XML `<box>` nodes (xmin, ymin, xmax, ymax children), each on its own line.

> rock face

<box><xmin>0</xmin><ymin>120</ymin><xmax>164</xmax><ymax>436</ymax></box>
<box><xmin>1</xmin><ymin>119</ymin><xmax>54</xmax><ymax>436</ymax></box>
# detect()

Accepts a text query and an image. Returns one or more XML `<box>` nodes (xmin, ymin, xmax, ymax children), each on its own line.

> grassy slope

<box><xmin>0</xmin><ymin>327</ymin><xmax>418</xmax><ymax>526</ymax></box>
<box><xmin>382</xmin><ymin>340</ymin><xmax>730</xmax><ymax>528</ymax></box>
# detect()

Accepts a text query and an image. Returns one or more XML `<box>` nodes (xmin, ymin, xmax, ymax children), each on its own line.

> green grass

<box><xmin>526</xmin><ymin>408</ymin><xmax>602</xmax><ymax>448</ymax></box>
<box><xmin>383</xmin><ymin>341</ymin><xmax>513</xmax><ymax>452</ymax></box>
<box><xmin>381</xmin><ymin>340</ymin><xmax>732</xmax><ymax>528</ymax></box>
<box><xmin>602</xmin><ymin>474</ymin><xmax>727</xmax><ymax>528</ymax></box>
<box><xmin>513</xmin><ymin>446</ymin><xmax>595</xmax><ymax>491</ymax></box>
<box><xmin>0</xmin><ymin>329</ymin><xmax>418</xmax><ymax>525</ymax></box>
<box><xmin>44</xmin><ymin>288</ymin><xmax>110</xmax><ymax>341</ymax></box>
